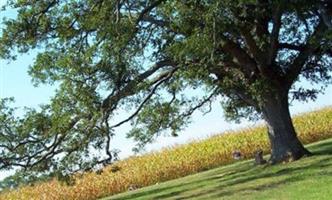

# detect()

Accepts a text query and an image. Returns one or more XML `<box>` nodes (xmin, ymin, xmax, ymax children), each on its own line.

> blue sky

<box><xmin>0</xmin><ymin>0</ymin><xmax>331</xmax><ymax>180</ymax></box>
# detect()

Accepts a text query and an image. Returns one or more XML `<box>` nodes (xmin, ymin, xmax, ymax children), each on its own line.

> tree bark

<box><xmin>261</xmin><ymin>89</ymin><xmax>311</xmax><ymax>164</ymax></box>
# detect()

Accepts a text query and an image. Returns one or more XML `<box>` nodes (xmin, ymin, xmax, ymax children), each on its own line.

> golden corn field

<box><xmin>1</xmin><ymin>107</ymin><xmax>332</xmax><ymax>200</ymax></box>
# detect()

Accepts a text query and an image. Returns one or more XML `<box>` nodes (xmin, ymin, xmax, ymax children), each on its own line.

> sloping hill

<box><xmin>104</xmin><ymin>138</ymin><xmax>332</xmax><ymax>200</ymax></box>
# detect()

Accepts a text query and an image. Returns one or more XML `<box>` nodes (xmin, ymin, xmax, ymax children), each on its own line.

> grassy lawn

<box><xmin>103</xmin><ymin>138</ymin><xmax>332</xmax><ymax>200</ymax></box>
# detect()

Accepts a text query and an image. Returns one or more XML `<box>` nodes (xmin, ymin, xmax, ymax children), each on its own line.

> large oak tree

<box><xmin>0</xmin><ymin>0</ymin><xmax>331</xmax><ymax>183</ymax></box>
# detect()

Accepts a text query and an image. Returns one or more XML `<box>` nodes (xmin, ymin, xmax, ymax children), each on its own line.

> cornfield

<box><xmin>1</xmin><ymin>107</ymin><xmax>332</xmax><ymax>200</ymax></box>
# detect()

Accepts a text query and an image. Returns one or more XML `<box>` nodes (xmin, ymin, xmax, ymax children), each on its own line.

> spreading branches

<box><xmin>108</xmin><ymin>67</ymin><xmax>178</xmax><ymax>129</ymax></box>
<box><xmin>0</xmin><ymin>114</ymin><xmax>81</xmax><ymax>171</ymax></box>
<box><xmin>285</xmin><ymin>21</ymin><xmax>329</xmax><ymax>87</ymax></box>
<box><xmin>101</xmin><ymin>59</ymin><xmax>176</xmax><ymax>113</ymax></box>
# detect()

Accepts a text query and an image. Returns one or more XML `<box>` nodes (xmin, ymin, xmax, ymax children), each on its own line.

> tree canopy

<box><xmin>0</xmin><ymin>0</ymin><xmax>331</xmax><ymax>186</ymax></box>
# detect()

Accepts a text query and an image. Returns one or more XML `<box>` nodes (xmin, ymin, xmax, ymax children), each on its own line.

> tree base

<box><xmin>268</xmin><ymin>147</ymin><xmax>312</xmax><ymax>164</ymax></box>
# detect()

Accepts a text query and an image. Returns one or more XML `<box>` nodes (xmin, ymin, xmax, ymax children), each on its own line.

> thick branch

<box><xmin>142</xmin><ymin>15</ymin><xmax>170</xmax><ymax>27</ymax></box>
<box><xmin>135</xmin><ymin>0</ymin><xmax>165</xmax><ymax>26</ymax></box>
<box><xmin>267</xmin><ymin>5</ymin><xmax>282</xmax><ymax>65</ymax></box>
<box><xmin>219</xmin><ymin>36</ymin><xmax>258</xmax><ymax>75</ymax></box>
<box><xmin>240</xmin><ymin>28</ymin><xmax>265</xmax><ymax>66</ymax></box>
<box><xmin>279</xmin><ymin>43</ymin><xmax>305</xmax><ymax>51</ymax></box>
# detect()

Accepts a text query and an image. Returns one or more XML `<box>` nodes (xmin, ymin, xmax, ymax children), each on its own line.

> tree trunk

<box><xmin>261</xmin><ymin>90</ymin><xmax>311</xmax><ymax>164</ymax></box>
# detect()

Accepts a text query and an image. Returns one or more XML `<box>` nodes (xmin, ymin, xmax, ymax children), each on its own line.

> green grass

<box><xmin>103</xmin><ymin>138</ymin><xmax>332</xmax><ymax>200</ymax></box>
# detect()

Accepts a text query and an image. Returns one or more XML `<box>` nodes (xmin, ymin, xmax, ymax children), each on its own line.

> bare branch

<box><xmin>181</xmin><ymin>88</ymin><xmax>218</xmax><ymax>118</ymax></box>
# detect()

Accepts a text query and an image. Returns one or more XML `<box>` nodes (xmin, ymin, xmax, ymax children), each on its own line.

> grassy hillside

<box><xmin>105</xmin><ymin>138</ymin><xmax>332</xmax><ymax>200</ymax></box>
<box><xmin>1</xmin><ymin>107</ymin><xmax>332</xmax><ymax>200</ymax></box>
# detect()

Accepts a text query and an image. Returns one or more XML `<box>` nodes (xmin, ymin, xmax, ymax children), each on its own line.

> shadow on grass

<box><xmin>310</xmin><ymin>140</ymin><xmax>332</xmax><ymax>155</ymax></box>
<box><xmin>178</xmin><ymin>176</ymin><xmax>303</xmax><ymax>200</ymax></box>
<box><xmin>110</xmin><ymin>138</ymin><xmax>332</xmax><ymax>200</ymax></box>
